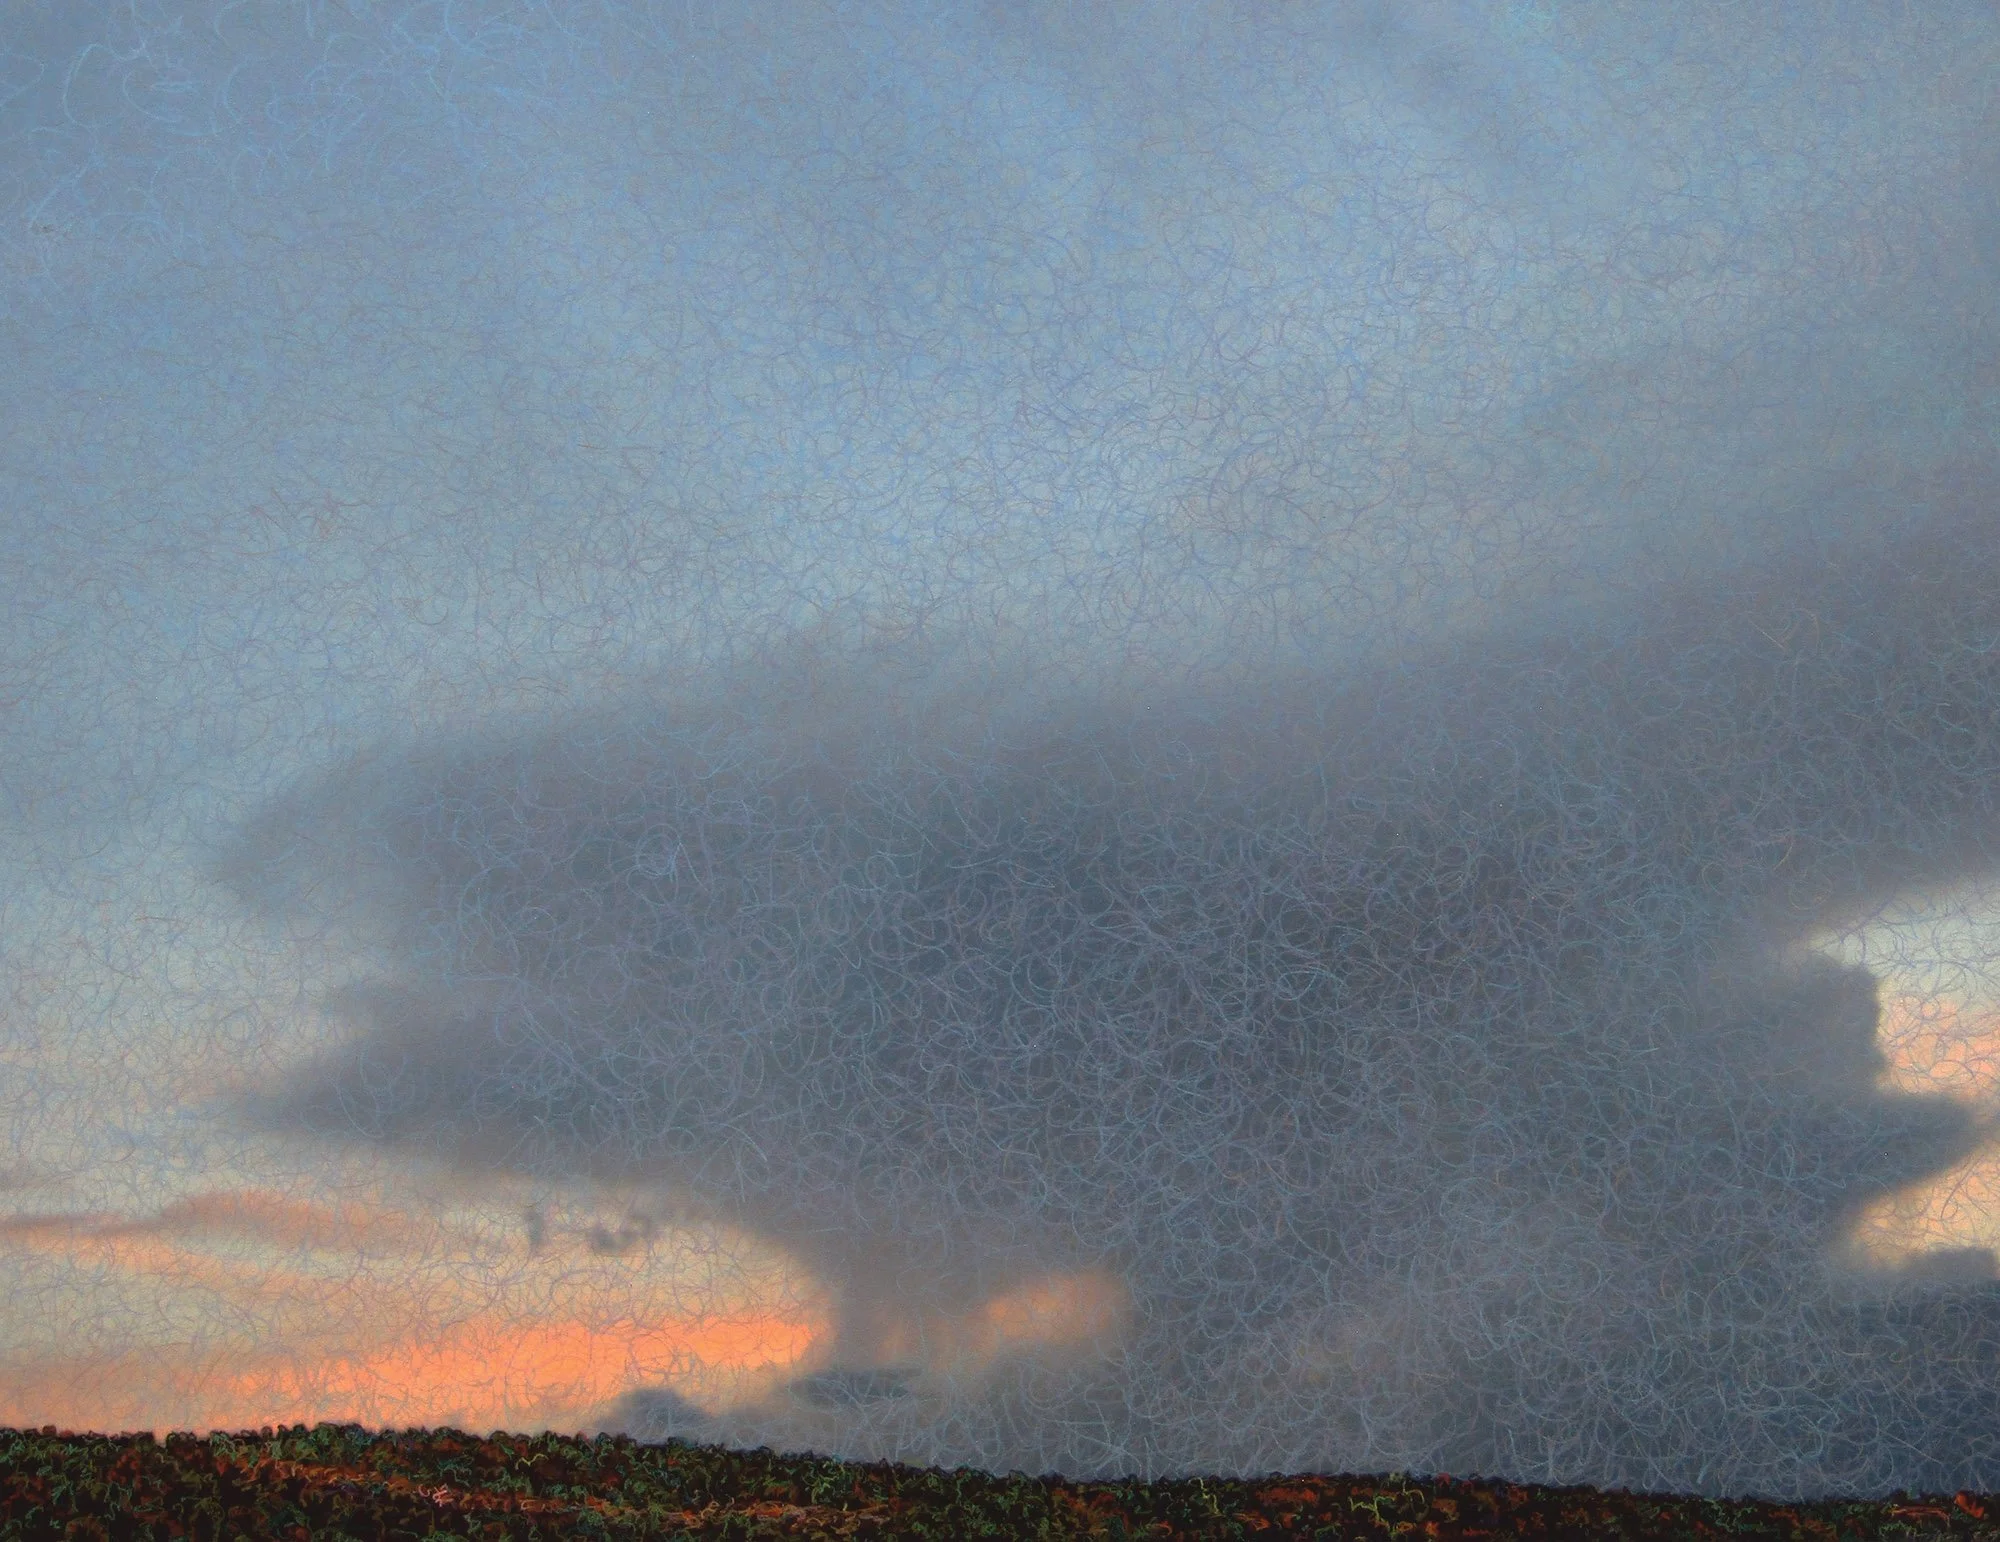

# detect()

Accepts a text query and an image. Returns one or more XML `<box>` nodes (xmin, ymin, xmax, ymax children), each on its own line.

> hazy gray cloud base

<box><xmin>9</xmin><ymin>0</ymin><xmax>2000</xmax><ymax>1501</ymax></box>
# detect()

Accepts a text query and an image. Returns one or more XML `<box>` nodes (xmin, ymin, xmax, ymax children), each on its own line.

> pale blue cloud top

<box><xmin>5</xmin><ymin>0</ymin><xmax>2000</xmax><ymax>1500</ymax></box>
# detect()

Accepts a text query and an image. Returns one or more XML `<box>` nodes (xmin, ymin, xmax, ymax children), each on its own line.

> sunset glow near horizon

<box><xmin>0</xmin><ymin>865</ymin><xmax>1138</xmax><ymax>1441</ymax></box>
<box><xmin>0</xmin><ymin>1129</ymin><xmax>1132</xmax><ymax>1441</ymax></box>
<box><xmin>1810</xmin><ymin>890</ymin><xmax>2000</xmax><ymax>1273</ymax></box>
<box><xmin>8</xmin><ymin>0</ymin><xmax>2000</xmax><ymax>1498</ymax></box>
<box><xmin>0</xmin><ymin>891</ymin><xmax>1995</xmax><ymax>1448</ymax></box>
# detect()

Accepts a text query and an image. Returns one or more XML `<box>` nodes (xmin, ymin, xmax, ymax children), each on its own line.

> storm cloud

<box><xmin>200</xmin><ymin>482</ymin><xmax>2000</xmax><ymax>1495</ymax></box>
<box><xmin>9</xmin><ymin>0</ymin><xmax>2000</xmax><ymax>1502</ymax></box>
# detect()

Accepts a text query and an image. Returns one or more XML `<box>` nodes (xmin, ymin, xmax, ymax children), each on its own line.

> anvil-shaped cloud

<box><xmin>203</xmin><ymin>479</ymin><xmax>2000</xmax><ymax>1495</ymax></box>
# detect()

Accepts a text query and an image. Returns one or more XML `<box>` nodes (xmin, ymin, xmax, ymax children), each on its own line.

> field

<box><xmin>0</xmin><ymin>1423</ymin><xmax>1995</xmax><ymax>1539</ymax></box>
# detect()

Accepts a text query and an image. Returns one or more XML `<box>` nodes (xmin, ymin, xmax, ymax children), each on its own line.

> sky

<box><xmin>5</xmin><ymin>0</ymin><xmax>2000</xmax><ymax>1500</ymax></box>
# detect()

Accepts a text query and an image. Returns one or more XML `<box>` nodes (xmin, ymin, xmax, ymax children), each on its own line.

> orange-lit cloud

<box><xmin>202</xmin><ymin>1307</ymin><xmax>826</xmax><ymax>1437</ymax></box>
<box><xmin>1873</xmin><ymin>992</ymin><xmax>2000</xmax><ymax>1103</ymax></box>
<box><xmin>1845</xmin><ymin>992</ymin><xmax>2000</xmax><ymax>1267</ymax></box>
<box><xmin>860</xmin><ymin>1269</ymin><xmax>1132</xmax><ymax>1392</ymax></box>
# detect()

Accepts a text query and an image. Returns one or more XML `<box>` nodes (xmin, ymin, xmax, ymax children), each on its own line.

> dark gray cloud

<box><xmin>10</xmin><ymin>0</ymin><xmax>2000</xmax><ymax>1501</ymax></box>
<box><xmin>203</xmin><ymin>477</ymin><xmax>2000</xmax><ymax>1496</ymax></box>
